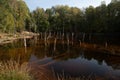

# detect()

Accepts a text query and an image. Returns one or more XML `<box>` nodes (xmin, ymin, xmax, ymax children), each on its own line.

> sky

<box><xmin>24</xmin><ymin>0</ymin><xmax>111</xmax><ymax>11</ymax></box>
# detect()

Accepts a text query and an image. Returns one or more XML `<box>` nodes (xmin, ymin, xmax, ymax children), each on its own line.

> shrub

<box><xmin>0</xmin><ymin>60</ymin><xmax>33</xmax><ymax>80</ymax></box>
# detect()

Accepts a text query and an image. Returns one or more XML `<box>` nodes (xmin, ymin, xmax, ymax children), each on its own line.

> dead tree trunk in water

<box><xmin>34</xmin><ymin>36</ymin><xmax>38</xmax><ymax>45</ymax></box>
<box><xmin>24</xmin><ymin>38</ymin><xmax>27</xmax><ymax>47</ymax></box>
<box><xmin>89</xmin><ymin>33</ymin><xmax>91</xmax><ymax>42</ymax></box>
<box><xmin>79</xmin><ymin>40</ymin><xmax>81</xmax><ymax>46</ymax></box>
<box><xmin>47</xmin><ymin>33</ymin><xmax>50</xmax><ymax>46</ymax></box>
<box><xmin>44</xmin><ymin>32</ymin><xmax>47</xmax><ymax>46</ymax></box>
<box><xmin>49</xmin><ymin>32</ymin><xmax>51</xmax><ymax>38</ymax></box>
<box><xmin>67</xmin><ymin>33</ymin><xmax>70</xmax><ymax>52</ymax></box>
<box><xmin>54</xmin><ymin>38</ymin><xmax>57</xmax><ymax>51</ymax></box>
<box><xmin>67</xmin><ymin>33</ymin><xmax>69</xmax><ymax>47</ymax></box>
<box><xmin>57</xmin><ymin>32</ymin><xmax>59</xmax><ymax>39</ymax></box>
<box><xmin>60</xmin><ymin>32</ymin><xmax>62</xmax><ymax>39</ymax></box>
<box><xmin>82</xmin><ymin>33</ymin><xmax>85</xmax><ymax>42</ymax></box>
<box><xmin>40</xmin><ymin>32</ymin><xmax>43</xmax><ymax>39</ymax></box>
<box><xmin>105</xmin><ymin>42</ymin><xmax>108</xmax><ymax>48</ymax></box>
<box><xmin>62</xmin><ymin>32</ymin><xmax>64</xmax><ymax>40</ymax></box>
<box><xmin>72</xmin><ymin>32</ymin><xmax>74</xmax><ymax>45</ymax></box>
<box><xmin>24</xmin><ymin>37</ymin><xmax>27</xmax><ymax>53</ymax></box>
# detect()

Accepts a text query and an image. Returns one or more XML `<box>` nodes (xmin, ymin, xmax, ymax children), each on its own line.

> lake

<box><xmin>0</xmin><ymin>36</ymin><xmax>120</xmax><ymax>80</ymax></box>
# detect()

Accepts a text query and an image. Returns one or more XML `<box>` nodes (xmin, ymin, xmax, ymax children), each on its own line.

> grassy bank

<box><xmin>0</xmin><ymin>60</ymin><xmax>33</xmax><ymax>80</ymax></box>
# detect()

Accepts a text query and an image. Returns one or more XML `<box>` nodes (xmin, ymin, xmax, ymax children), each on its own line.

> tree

<box><xmin>94</xmin><ymin>3</ymin><xmax>108</xmax><ymax>32</ymax></box>
<box><xmin>32</xmin><ymin>8</ymin><xmax>49</xmax><ymax>32</ymax></box>
<box><xmin>85</xmin><ymin>6</ymin><xmax>96</xmax><ymax>33</ymax></box>
<box><xmin>0</xmin><ymin>0</ymin><xmax>14</xmax><ymax>33</ymax></box>
<box><xmin>25</xmin><ymin>13</ymin><xmax>37</xmax><ymax>32</ymax></box>
<box><xmin>0</xmin><ymin>0</ymin><xmax>30</xmax><ymax>33</ymax></box>
<box><xmin>14</xmin><ymin>0</ymin><xmax>30</xmax><ymax>32</ymax></box>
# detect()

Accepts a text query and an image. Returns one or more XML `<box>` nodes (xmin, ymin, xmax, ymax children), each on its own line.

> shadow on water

<box><xmin>0</xmin><ymin>36</ymin><xmax>120</xmax><ymax>80</ymax></box>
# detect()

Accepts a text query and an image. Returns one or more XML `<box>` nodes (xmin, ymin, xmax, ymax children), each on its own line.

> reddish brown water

<box><xmin>0</xmin><ymin>37</ymin><xmax>120</xmax><ymax>80</ymax></box>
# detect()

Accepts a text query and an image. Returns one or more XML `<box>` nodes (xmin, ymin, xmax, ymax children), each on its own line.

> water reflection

<box><xmin>0</xmin><ymin>38</ymin><xmax>120</xmax><ymax>79</ymax></box>
<box><xmin>28</xmin><ymin>40</ymin><xmax>120</xmax><ymax>79</ymax></box>
<box><xmin>50</xmin><ymin>57</ymin><xmax>120</xmax><ymax>78</ymax></box>
<box><xmin>29</xmin><ymin>52</ymin><xmax>120</xmax><ymax>79</ymax></box>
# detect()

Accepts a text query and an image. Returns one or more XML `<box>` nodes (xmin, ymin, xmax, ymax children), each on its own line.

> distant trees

<box><xmin>107</xmin><ymin>0</ymin><xmax>120</xmax><ymax>32</ymax></box>
<box><xmin>0</xmin><ymin>0</ymin><xmax>120</xmax><ymax>33</ymax></box>
<box><xmin>31</xmin><ymin>0</ymin><xmax>120</xmax><ymax>33</ymax></box>
<box><xmin>44</xmin><ymin>6</ymin><xmax>83</xmax><ymax>33</ymax></box>
<box><xmin>31</xmin><ymin>8</ymin><xmax>49</xmax><ymax>32</ymax></box>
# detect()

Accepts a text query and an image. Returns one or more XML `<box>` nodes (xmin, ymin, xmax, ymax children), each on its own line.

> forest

<box><xmin>0</xmin><ymin>0</ymin><xmax>120</xmax><ymax>34</ymax></box>
<box><xmin>0</xmin><ymin>0</ymin><xmax>120</xmax><ymax>80</ymax></box>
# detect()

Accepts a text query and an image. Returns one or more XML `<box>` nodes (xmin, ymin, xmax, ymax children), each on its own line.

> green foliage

<box><xmin>0</xmin><ymin>0</ymin><xmax>120</xmax><ymax>33</ymax></box>
<box><xmin>32</xmin><ymin>8</ymin><xmax>49</xmax><ymax>32</ymax></box>
<box><xmin>0</xmin><ymin>0</ymin><xmax>30</xmax><ymax>33</ymax></box>
<box><xmin>107</xmin><ymin>1</ymin><xmax>120</xmax><ymax>32</ymax></box>
<box><xmin>41</xmin><ymin>1</ymin><xmax>120</xmax><ymax>33</ymax></box>
<box><xmin>10</xmin><ymin>0</ymin><xmax>30</xmax><ymax>32</ymax></box>
<box><xmin>44</xmin><ymin>5</ymin><xmax>83</xmax><ymax>32</ymax></box>
<box><xmin>25</xmin><ymin>15</ymin><xmax>37</xmax><ymax>32</ymax></box>
<box><xmin>0</xmin><ymin>7</ymin><xmax>14</xmax><ymax>33</ymax></box>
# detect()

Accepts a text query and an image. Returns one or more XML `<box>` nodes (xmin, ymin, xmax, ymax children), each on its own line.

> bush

<box><xmin>0</xmin><ymin>60</ymin><xmax>33</xmax><ymax>80</ymax></box>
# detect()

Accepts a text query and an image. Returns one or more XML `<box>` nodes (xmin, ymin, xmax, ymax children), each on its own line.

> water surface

<box><xmin>0</xmin><ymin>38</ymin><xmax>120</xmax><ymax>79</ymax></box>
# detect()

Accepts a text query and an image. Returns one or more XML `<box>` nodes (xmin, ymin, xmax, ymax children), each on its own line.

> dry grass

<box><xmin>0</xmin><ymin>60</ymin><xmax>96</xmax><ymax>80</ymax></box>
<box><xmin>0</xmin><ymin>60</ymin><xmax>33</xmax><ymax>80</ymax></box>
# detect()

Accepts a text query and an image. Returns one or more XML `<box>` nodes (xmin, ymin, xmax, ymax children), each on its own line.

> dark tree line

<box><xmin>0</xmin><ymin>0</ymin><xmax>120</xmax><ymax>33</ymax></box>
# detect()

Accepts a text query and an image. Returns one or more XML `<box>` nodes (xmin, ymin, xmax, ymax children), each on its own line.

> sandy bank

<box><xmin>0</xmin><ymin>31</ymin><xmax>39</xmax><ymax>45</ymax></box>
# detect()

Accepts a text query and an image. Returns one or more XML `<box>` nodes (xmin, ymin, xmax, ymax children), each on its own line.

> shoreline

<box><xmin>0</xmin><ymin>31</ymin><xmax>39</xmax><ymax>45</ymax></box>
<box><xmin>37</xmin><ymin>39</ymin><xmax>120</xmax><ymax>56</ymax></box>
<box><xmin>79</xmin><ymin>43</ymin><xmax>120</xmax><ymax>56</ymax></box>
<box><xmin>0</xmin><ymin>33</ymin><xmax>120</xmax><ymax>56</ymax></box>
